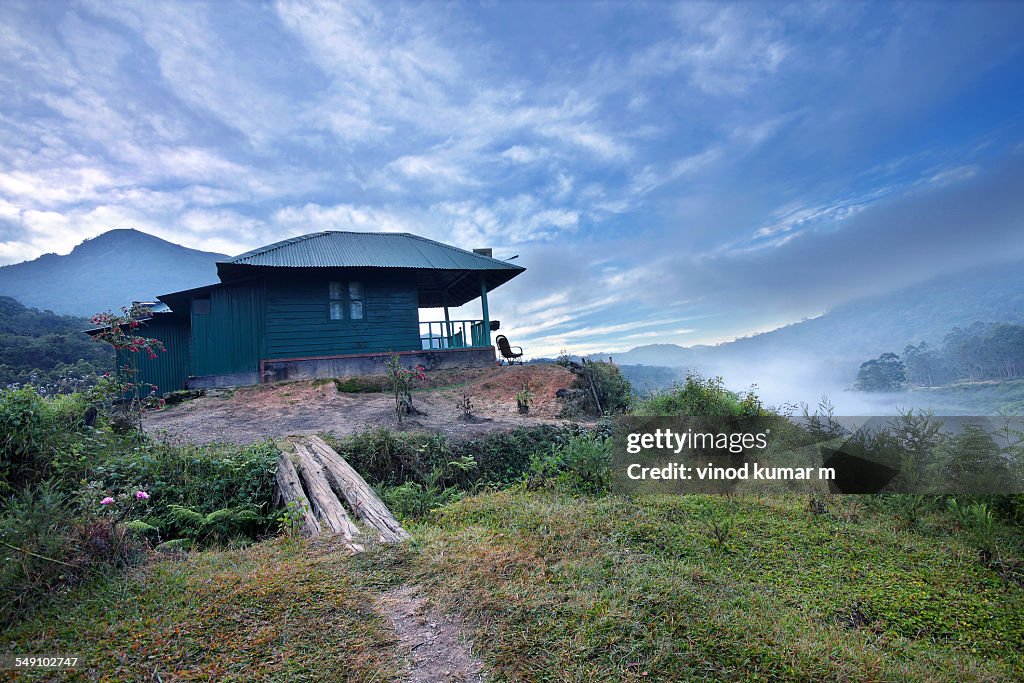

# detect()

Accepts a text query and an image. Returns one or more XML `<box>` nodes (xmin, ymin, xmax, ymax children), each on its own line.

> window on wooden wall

<box><xmin>349</xmin><ymin>281</ymin><xmax>364</xmax><ymax>320</ymax></box>
<box><xmin>328</xmin><ymin>280</ymin><xmax>364</xmax><ymax>320</ymax></box>
<box><xmin>328</xmin><ymin>281</ymin><xmax>344</xmax><ymax>320</ymax></box>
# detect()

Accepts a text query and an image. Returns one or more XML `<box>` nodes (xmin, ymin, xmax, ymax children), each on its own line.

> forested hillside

<box><xmin>905</xmin><ymin>322</ymin><xmax>1024</xmax><ymax>385</ymax></box>
<box><xmin>0</xmin><ymin>296</ymin><xmax>111</xmax><ymax>392</ymax></box>
<box><xmin>854</xmin><ymin>322</ymin><xmax>1024</xmax><ymax>391</ymax></box>
<box><xmin>608</xmin><ymin>258</ymin><xmax>1024</xmax><ymax>377</ymax></box>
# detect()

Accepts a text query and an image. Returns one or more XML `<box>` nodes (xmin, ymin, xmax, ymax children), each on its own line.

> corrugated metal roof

<box><xmin>221</xmin><ymin>231</ymin><xmax>524</xmax><ymax>272</ymax></box>
<box><xmin>154</xmin><ymin>232</ymin><xmax>524</xmax><ymax>311</ymax></box>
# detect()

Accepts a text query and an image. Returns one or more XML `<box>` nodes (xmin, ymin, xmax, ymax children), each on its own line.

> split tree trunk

<box><xmin>274</xmin><ymin>451</ymin><xmax>321</xmax><ymax>537</ymax></box>
<box><xmin>293</xmin><ymin>443</ymin><xmax>364</xmax><ymax>553</ymax></box>
<box><xmin>306</xmin><ymin>435</ymin><xmax>411</xmax><ymax>543</ymax></box>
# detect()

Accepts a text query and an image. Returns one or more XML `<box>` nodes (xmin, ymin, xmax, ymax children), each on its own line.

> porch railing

<box><xmin>419</xmin><ymin>320</ymin><xmax>488</xmax><ymax>350</ymax></box>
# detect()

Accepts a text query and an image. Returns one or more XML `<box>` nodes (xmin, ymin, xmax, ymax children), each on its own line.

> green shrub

<box><xmin>1</xmin><ymin>388</ymin><xmax>97</xmax><ymax>491</ymax></box>
<box><xmin>890</xmin><ymin>494</ymin><xmax>928</xmax><ymax>529</ymax></box>
<box><xmin>333</xmin><ymin>377</ymin><xmax>382</xmax><ymax>393</ymax></box>
<box><xmin>331</xmin><ymin>428</ymin><xmax>439</xmax><ymax>486</ymax></box>
<box><xmin>380</xmin><ymin>479</ymin><xmax>462</xmax><ymax>521</ymax></box>
<box><xmin>323</xmin><ymin>424</ymin><xmax>585</xmax><ymax>491</ymax></box>
<box><xmin>45</xmin><ymin>392</ymin><xmax>89</xmax><ymax>430</ymax></box>
<box><xmin>0</xmin><ymin>388</ymin><xmax>281</xmax><ymax>621</ymax></box>
<box><xmin>932</xmin><ymin>426</ymin><xmax>1016</xmax><ymax>493</ymax></box>
<box><xmin>0</xmin><ymin>481</ymin><xmax>145</xmax><ymax>626</ymax></box>
<box><xmin>526</xmin><ymin>432</ymin><xmax>611</xmax><ymax>495</ymax></box>
<box><xmin>94</xmin><ymin>440</ymin><xmax>280</xmax><ymax>543</ymax></box>
<box><xmin>560</xmin><ymin>360</ymin><xmax>633</xmax><ymax>416</ymax></box>
<box><xmin>0</xmin><ymin>387</ymin><xmax>48</xmax><ymax>490</ymax></box>
<box><xmin>461</xmin><ymin>425</ymin><xmax>581</xmax><ymax>486</ymax></box>
<box><xmin>700</xmin><ymin>506</ymin><xmax>736</xmax><ymax>552</ymax></box>
<box><xmin>634</xmin><ymin>373</ymin><xmax>765</xmax><ymax>417</ymax></box>
<box><xmin>561</xmin><ymin>433</ymin><xmax>611</xmax><ymax>493</ymax></box>
<box><xmin>994</xmin><ymin>494</ymin><xmax>1024</xmax><ymax>526</ymax></box>
<box><xmin>1</xmin><ymin>482</ymin><xmax>74</xmax><ymax>604</ymax></box>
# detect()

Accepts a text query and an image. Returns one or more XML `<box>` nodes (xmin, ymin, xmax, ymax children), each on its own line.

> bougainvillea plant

<box><xmin>89</xmin><ymin>304</ymin><xmax>167</xmax><ymax>435</ymax></box>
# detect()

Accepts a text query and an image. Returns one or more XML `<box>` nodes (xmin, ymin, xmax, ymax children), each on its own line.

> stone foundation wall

<box><xmin>187</xmin><ymin>347</ymin><xmax>496</xmax><ymax>388</ymax></box>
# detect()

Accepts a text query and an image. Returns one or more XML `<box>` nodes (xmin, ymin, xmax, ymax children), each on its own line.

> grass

<box><xmin>2</xmin><ymin>537</ymin><xmax>400</xmax><ymax>682</ymax></box>
<box><xmin>5</xmin><ymin>490</ymin><xmax>1024</xmax><ymax>682</ymax></box>
<box><xmin>403</xmin><ymin>490</ymin><xmax>1024</xmax><ymax>682</ymax></box>
<box><xmin>908</xmin><ymin>378</ymin><xmax>1024</xmax><ymax>414</ymax></box>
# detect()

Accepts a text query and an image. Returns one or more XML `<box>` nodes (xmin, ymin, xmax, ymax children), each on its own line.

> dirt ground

<box><xmin>144</xmin><ymin>364</ymin><xmax>584</xmax><ymax>445</ymax></box>
<box><xmin>379</xmin><ymin>585</ymin><xmax>486</xmax><ymax>682</ymax></box>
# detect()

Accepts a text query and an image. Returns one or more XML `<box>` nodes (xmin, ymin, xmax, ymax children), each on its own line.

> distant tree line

<box><xmin>856</xmin><ymin>322</ymin><xmax>1024</xmax><ymax>391</ymax></box>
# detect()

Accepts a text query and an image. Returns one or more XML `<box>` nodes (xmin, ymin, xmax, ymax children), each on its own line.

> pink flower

<box><xmin>135</xmin><ymin>490</ymin><xmax>150</xmax><ymax>500</ymax></box>
<box><xmin>100</xmin><ymin>497</ymin><xmax>115</xmax><ymax>505</ymax></box>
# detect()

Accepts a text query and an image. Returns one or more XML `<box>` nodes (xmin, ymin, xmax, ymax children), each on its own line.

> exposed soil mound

<box><xmin>145</xmin><ymin>363</ymin><xmax>581</xmax><ymax>445</ymax></box>
<box><xmin>455</xmin><ymin>363</ymin><xmax>573</xmax><ymax>419</ymax></box>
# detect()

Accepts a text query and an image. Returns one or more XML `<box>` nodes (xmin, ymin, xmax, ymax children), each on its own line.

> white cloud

<box><xmin>272</xmin><ymin>202</ymin><xmax>412</xmax><ymax>234</ymax></box>
<box><xmin>670</xmin><ymin>4</ymin><xmax>789</xmax><ymax>95</ymax></box>
<box><xmin>275</xmin><ymin>0</ymin><xmax>630</xmax><ymax>171</ymax></box>
<box><xmin>501</xmin><ymin>145</ymin><xmax>544</xmax><ymax>164</ymax></box>
<box><xmin>0</xmin><ymin>0</ymin><xmax>1021</xmax><ymax>358</ymax></box>
<box><xmin>84</xmin><ymin>0</ymin><xmax>294</xmax><ymax>146</ymax></box>
<box><xmin>434</xmin><ymin>196</ymin><xmax>580</xmax><ymax>245</ymax></box>
<box><xmin>379</xmin><ymin>154</ymin><xmax>477</xmax><ymax>191</ymax></box>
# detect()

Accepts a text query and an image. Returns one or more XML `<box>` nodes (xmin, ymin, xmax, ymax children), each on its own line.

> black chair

<box><xmin>495</xmin><ymin>335</ymin><xmax>524</xmax><ymax>365</ymax></box>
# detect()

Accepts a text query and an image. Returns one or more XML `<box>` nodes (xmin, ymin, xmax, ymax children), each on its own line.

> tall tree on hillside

<box><xmin>988</xmin><ymin>323</ymin><xmax>1024</xmax><ymax>379</ymax></box>
<box><xmin>902</xmin><ymin>342</ymin><xmax>940</xmax><ymax>387</ymax></box>
<box><xmin>855</xmin><ymin>352</ymin><xmax>907</xmax><ymax>392</ymax></box>
<box><xmin>944</xmin><ymin>326</ymin><xmax>982</xmax><ymax>382</ymax></box>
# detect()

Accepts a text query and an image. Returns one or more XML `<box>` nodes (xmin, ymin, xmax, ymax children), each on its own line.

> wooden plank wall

<box><xmin>117</xmin><ymin>315</ymin><xmax>191</xmax><ymax>395</ymax></box>
<box><xmin>191</xmin><ymin>281</ymin><xmax>266</xmax><ymax>376</ymax></box>
<box><xmin>264</xmin><ymin>271</ymin><xmax>422</xmax><ymax>359</ymax></box>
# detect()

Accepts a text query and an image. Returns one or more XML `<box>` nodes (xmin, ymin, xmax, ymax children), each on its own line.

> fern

<box><xmin>168</xmin><ymin>504</ymin><xmax>205</xmax><ymax>527</ymax></box>
<box><xmin>167</xmin><ymin>504</ymin><xmax>263</xmax><ymax>544</ymax></box>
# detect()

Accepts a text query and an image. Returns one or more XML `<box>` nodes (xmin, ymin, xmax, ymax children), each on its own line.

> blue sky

<box><xmin>1</xmin><ymin>1</ymin><xmax>1023</xmax><ymax>356</ymax></box>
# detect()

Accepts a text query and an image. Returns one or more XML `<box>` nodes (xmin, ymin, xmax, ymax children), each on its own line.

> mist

<box><xmin>631</xmin><ymin>355</ymin><xmax>993</xmax><ymax>417</ymax></box>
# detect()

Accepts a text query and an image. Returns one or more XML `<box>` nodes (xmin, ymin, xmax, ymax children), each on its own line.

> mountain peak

<box><xmin>74</xmin><ymin>228</ymin><xmax>221</xmax><ymax>254</ymax></box>
<box><xmin>0</xmin><ymin>230</ymin><xmax>229</xmax><ymax>315</ymax></box>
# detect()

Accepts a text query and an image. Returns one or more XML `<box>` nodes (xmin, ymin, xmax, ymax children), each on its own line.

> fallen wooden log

<box><xmin>294</xmin><ymin>443</ymin><xmax>364</xmax><ymax>553</ymax></box>
<box><xmin>274</xmin><ymin>451</ymin><xmax>321</xmax><ymax>537</ymax></box>
<box><xmin>306</xmin><ymin>435</ymin><xmax>411</xmax><ymax>543</ymax></box>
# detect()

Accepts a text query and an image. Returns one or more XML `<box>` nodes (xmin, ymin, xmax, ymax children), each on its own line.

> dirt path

<box><xmin>145</xmin><ymin>364</ymin><xmax>584</xmax><ymax>445</ymax></box>
<box><xmin>379</xmin><ymin>585</ymin><xmax>487</xmax><ymax>682</ymax></box>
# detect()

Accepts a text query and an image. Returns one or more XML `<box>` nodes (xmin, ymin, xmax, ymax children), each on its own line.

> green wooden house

<box><xmin>100</xmin><ymin>231</ymin><xmax>524</xmax><ymax>391</ymax></box>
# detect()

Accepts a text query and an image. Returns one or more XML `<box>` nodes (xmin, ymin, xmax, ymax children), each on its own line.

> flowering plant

<box><xmin>97</xmin><ymin>489</ymin><xmax>151</xmax><ymax>521</ymax></box>
<box><xmin>89</xmin><ymin>304</ymin><xmax>167</xmax><ymax>435</ymax></box>
<box><xmin>385</xmin><ymin>354</ymin><xmax>426</xmax><ymax>422</ymax></box>
<box><xmin>89</xmin><ymin>305</ymin><xmax>166</xmax><ymax>360</ymax></box>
